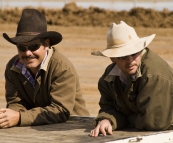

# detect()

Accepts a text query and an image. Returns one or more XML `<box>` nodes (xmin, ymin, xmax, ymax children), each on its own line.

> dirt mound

<box><xmin>0</xmin><ymin>2</ymin><xmax>173</xmax><ymax>27</ymax></box>
<box><xmin>62</xmin><ymin>2</ymin><xmax>83</xmax><ymax>12</ymax></box>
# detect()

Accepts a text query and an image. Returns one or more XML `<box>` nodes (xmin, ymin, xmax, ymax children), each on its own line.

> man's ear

<box><xmin>44</xmin><ymin>39</ymin><xmax>50</xmax><ymax>50</ymax></box>
<box><xmin>110</xmin><ymin>58</ymin><xmax>116</xmax><ymax>63</ymax></box>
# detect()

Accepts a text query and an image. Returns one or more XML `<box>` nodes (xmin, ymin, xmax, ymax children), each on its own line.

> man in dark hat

<box><xmin>0</xmin><ymin>8</ymin><xmax>89</xmax><ymax>128</ymax></box>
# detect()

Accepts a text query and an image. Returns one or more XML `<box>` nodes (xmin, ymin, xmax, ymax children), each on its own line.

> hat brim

<box><xmin>3</xmin><ymin>31</ymin><xmax>62</xmax><ymax>46</ymax></box>
<box><xmin>91</xmin><ymin>34</ymin><xmax>155</xmax><ymax>58</ymax></box>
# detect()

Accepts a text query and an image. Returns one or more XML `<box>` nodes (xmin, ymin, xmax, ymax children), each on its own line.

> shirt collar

<box><xmin>40</xmin><ymin>47</ymin><xmax>53</xmax><ymax>71</ymax></box>
<box><xmin>108</xmin><ymin>65</ymin><xmax>139</xmax><ymax>85</ymax></box>
<box><xmin>40</xmin><ymin>50</ymin><xmax>48</xmax><ymax>70</ymax></box>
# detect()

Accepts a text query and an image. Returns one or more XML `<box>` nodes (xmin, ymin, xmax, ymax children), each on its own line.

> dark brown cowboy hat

<box><xmin>3</xmin><ymin>8</ymin><xmax>62</xmax><ymax>46</ymax></box>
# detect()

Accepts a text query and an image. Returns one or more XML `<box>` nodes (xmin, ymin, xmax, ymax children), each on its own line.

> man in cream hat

<box><xmin>0</xmin><ymin>8</ymin><xmax>89</xmax><ymax>128</ymax></box>
<box><xmin>90</xmin><ymin>21</ymin><xmax>173</xmax><ymax>137</ymax></box>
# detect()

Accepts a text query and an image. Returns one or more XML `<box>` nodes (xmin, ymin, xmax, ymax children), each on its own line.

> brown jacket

<box><xmin>94</xmin><ymin>48</ymin><xmax>173</xmax><ymax>131</ymax></box>
<box><xmin>5</xmin><ymin>47</ymin><xmax>89</xmax><ymax>126</ymax></box>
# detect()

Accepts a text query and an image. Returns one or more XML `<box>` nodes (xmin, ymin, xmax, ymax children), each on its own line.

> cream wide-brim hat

<box><xmin>91</xmin><ymin>21</ymin><xmax>156</xmax><ymax>58</ymax></box>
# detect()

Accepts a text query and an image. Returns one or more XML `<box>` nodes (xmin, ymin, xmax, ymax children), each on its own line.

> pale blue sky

<box><xmin>1</xmin><ymin>0</ymin><xmax>173</xmax><ymax>11</ymax></box>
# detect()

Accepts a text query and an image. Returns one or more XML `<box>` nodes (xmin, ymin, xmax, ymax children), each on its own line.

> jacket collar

<box><xmin>104</xmin><ymin>66</ymin><xmax>142</xmax><ymax>83</ymax></box>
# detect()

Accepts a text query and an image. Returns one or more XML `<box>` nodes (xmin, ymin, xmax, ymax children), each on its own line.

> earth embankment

<box><xmin>0</xmin><ymin>2</ymin><xmax>173</xmax><ymax>28</ymax></box>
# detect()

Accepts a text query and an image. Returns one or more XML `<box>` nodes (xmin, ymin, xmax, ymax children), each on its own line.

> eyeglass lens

<box><xmin>17</xmin><ymin>43</ymin><xmax>42</xmax><ymax>52</ymax></box>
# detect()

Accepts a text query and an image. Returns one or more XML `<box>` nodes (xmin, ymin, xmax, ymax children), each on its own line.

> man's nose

<box><xmin>24</xmin><ymin>49</ymin><xmax>33</xmax><ymax>56</ymax></box>
<box><xmin>126</xmin><ymin>55</ymin><xmax>134</xmax><ymax>63</ymax></box>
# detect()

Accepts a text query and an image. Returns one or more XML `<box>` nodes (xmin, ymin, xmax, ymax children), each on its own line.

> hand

<box><xmin>90</xmin><ymin>119</ymin><xmax>112</xmax><ymax>137</ymax></box>
<box><xmin>0</xmin><ymin>108</ymin><xmax>20</xmax><ymax>129</ymax></box>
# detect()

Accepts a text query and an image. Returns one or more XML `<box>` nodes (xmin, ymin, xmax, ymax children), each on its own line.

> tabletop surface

<box><xmin>1</xmin><ymin>116</ymin><xmax>173</xmax><ymax>143</ymax></box>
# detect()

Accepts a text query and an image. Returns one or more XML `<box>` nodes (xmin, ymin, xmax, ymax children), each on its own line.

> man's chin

<box><xmin>26</xmin><ymin>64</ymin><xmax>38</xmax><ymax>69</ymax></box>
<box><xmin>127</xmin><ymin>69</ymin><xmax>137</xmax><ymax>76</ymax></box>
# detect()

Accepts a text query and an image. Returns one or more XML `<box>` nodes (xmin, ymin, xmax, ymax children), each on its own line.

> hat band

<box><xmin>16</xmin><ymin>32</ymin><xmax>40</xmax><ymax>36</ymax></box>
<box><xmin>107</xmin><ymin>38</ymin><xmax>139</xmax><ymax>49</ymax></box>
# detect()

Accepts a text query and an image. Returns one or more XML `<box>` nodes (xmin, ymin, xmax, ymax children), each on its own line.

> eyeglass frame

<box><xmin>16</xmin><ymin>42</ymin><xmax>44</xmax><ymax>52</ymax></box>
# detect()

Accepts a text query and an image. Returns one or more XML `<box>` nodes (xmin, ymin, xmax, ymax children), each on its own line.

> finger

<box><xmin>107</xmin><ymin>125</ymin><xmax>113</xmax><ymax>135</ymax></box>
<box><xmin>90</xmin><ymin>129</ymin><xmax>98</xmax><ymax>137</ymax></box>
<box><xmin>0</xmin><ymin>114</ymin><xmax>4</xmax><ymax>119</ymax></box>
<box><xmin>2</xmin><ymin>125</ymin><xmax>8</xmax><ymax>129</ymax></box>
<box><xmin>93</xmin><ymin>125</ymin><xmax>101</xmax><ymax>137</ymax></box>
<box><xmin>0</xmin><ymin>112</ymin><xmax>6</xmax><ymax>119</ymax></box>
<box><xmin>0</xmin><ymin>121</ymin><xmax>9</xmax><ymax>128</ymax></box>
<box><xmin>2</xmin><ymin>123</ymin><xmax>9</xmax><ymax>129</ymax></box>
<box><xmin>0</xmin><ymin>108</ymin><xmax>6</xmax><ymax>113</ymax></box>
<box><xmin>0</xmin><ymin>116</ymin><xmax>6</xmax><ymax>124</ymax></box>
<box><xmin>0</xmin><ymin>116</ymin><xmax>8</xmax><ymax>124</ymax></box>
<box><xmin>100</xmin><ymin>126</ymin><xmax>107</xmax><ymax>136</ymax></box>
<box><xmin>89</xmin><ymin>130</ymin><xmax>93</xmax><ymax>136</ymax></box>
<box><xmin>90</xmin><ymin>129</ymin><xmax>95</xmax><ymax>137</ymax></box>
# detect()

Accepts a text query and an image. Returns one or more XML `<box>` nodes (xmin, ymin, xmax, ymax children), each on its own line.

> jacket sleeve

<box><xmin>5</xmin><ymin>61</ymin><xmax>78</xmax><ymax>126</ymax></box>
<box><xmin>94</xmin><ymin>67</ymin><xmax>127</xmax><ymax>130</ymax></box>
<box><xmin>135</xmin><ymin>74</ymin><xmax>173</xmax><ymax>130</ymax></box>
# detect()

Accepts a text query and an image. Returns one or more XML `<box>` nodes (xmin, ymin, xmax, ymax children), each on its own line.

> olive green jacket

<box><xmin>95</xmin><ymin>48</ymin><xmax>173</xmax><ymax>131</ymax></box>
<box><xmin>5</xmin><ymin>47</ymin><xmax>89</xmax><ymax>126</ymax></box>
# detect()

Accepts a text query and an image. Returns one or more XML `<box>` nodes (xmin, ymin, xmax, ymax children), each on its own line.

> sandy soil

<box><xmin>0</xmin><ymin>24</ymin><xmax>173</xmax><ymax>116</ymax></box>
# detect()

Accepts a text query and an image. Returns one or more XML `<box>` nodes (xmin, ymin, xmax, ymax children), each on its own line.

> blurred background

<box><xmin>1</xmin><ymin>0</ymin><xmax>173</xmax><ymax>28</ymax></box>
<box><xmin>1</xmin><ymin>0</ymin><xmax>173</xmax><ymax>11</ymax></box>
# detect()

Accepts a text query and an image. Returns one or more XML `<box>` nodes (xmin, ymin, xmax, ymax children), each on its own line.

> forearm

<box><xmin>19</xmin><ymin>104</ymin><xmax>70</xmax><ymax>126</ymax></box>
<box><xmin>7</xmin><ymin>102</ymin><xmax>27</xmax><ymax>112</ymax></box>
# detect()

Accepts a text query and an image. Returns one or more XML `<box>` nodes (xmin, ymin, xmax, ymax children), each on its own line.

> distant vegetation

<box><xmin>0</xmin><ymin>2</ymin><xmax>173</xmax><ymax>28</ymax></box>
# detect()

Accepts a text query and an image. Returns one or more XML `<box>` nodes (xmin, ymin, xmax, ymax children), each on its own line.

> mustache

<box><xmin>22</xmin><ymin>56</ymin><xmax>37</xmax><ymax>60</ymax></box>
<box><xmin>126</xmin><ymin>63</ymin><xmax>137</xmax><ymax>68</ymax></box>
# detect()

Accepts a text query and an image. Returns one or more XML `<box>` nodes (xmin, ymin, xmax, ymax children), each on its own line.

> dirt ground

<box><xmin>0</xmin><ymin>24</ymin><xmax>173</xmax><ymax>116</ymax></box>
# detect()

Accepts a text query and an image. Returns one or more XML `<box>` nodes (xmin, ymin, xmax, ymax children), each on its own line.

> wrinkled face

<box><xmin>110</xmin><ymin>51</ymin><xmax>142</xmax><ymax>77</ymax></box>
<box><xmin>17</xmin><ymin>39</ymin><xmax>49</xmax><ymax>72</ymax></box>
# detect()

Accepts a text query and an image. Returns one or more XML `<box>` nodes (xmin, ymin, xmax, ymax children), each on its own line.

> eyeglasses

<box><xmin>117</xmin><ymin>51</ymin><xmax>141</xmax><ymax>60</ymax></box>
<box><xmin>17</xmin><ymin>43</ymin><xmax>43</xmax><ymax>52</ymax></box>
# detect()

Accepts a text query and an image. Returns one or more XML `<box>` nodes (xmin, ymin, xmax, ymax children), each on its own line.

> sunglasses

<box><xmin>17</xmin><ymin>43</ymin><xmax>43</xmax><ymax>52</ymax></box>
<box><xmin>117</xmin><ymin>51</ymin><xmax>141</xmax><ymax>60</ymax></box>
